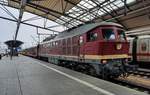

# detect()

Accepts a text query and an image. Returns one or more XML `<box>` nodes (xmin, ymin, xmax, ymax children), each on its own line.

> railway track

<box><xmin>109</xmin><ymin>68</ymin><xmax>150</xmax><ymax>94</ymax></box>
<box><xmin>66</xmin><ymin>65</ymin><xmax>150</xmax><ymax>94</ymax></box>
<box><xmin>129</xmin><ymin>68</ymin><xmax>150</xmax><ymax>78</ymax></box>
<box><xmin>73</xmin><ymin>67</ymin><xmax>150</xmax><ymax>94</ymax></box>
<box><xmin>111</xmin><ymin>69</ymin><xmax>150</xmax><ymax>94</ymax></box>
<box><xmin>114</xmin><ymin>75</ymin><xmax>150</xmax><ymax>94</ymax></box>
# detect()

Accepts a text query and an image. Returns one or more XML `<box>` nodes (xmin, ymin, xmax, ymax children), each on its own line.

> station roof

<box><xmin>1</xmin><ymin>0</ymin><xmax>150</xmax><ymax>36</ymax></box>
<box><xmin>2</xmin><ymin>0</ymin><xmax>134</xmax><ymax>27</ymax></box>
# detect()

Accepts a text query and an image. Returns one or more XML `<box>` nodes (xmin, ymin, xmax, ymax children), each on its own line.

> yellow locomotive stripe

<box><xmin>43</xmin><ymin>54</ymin><xmax>129</xmax><ymax>60</ymax></box>
<box><xmin>83</xmin><ymin>54</ymin><xmax>129</xmax><ymax>60</ymax></box>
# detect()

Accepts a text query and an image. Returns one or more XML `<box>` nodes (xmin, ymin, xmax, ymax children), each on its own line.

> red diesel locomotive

<box><xmin>23</xmin><ymin>22</ymin><xmax>132</xmax><ymax>78</ymax></box>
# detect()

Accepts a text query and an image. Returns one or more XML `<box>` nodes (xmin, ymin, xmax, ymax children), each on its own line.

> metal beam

<box><xmin>46</xmin><ymin>24</ymin><xmax>63</xmax><ymax>29</ymax></box>
<box><xmin>64</xmin><ymin>0</ymin><xmax>116</xmax><ymax>25</ymax></box>
<box><xmin>25</xmin><ymin>1</ymin><xmax>85</xmax><ymax>23</ymax></box>
<box><xmin>95</xmin><ymin>1</ymin><xmax>150</xmax><ymax>25</ymax></box>
<box><xmin>123</xmin><ymin>0</ymin><xmax>127</xmax><ymax>15</ymax></box>
<box><xmin>0</xmin><ymin>0</ymin><xmax>75</xmax><ymax>28</ymax></box>
<box><xmin>0</xmin><ymin>5</ymin><xmax>18</xmax><ymax>20</ymax></box>
<box><xmin>14</xmin><ymin>0</ymin><xmax>27</xmax><ymax>40</ymax></box>
<box><xmin>91</xmin><ymin>0</ymin><xmax>128</xmax><ymax>30</ymax></box>
<box><xmin>23</xmin><ymin>1</ymin><xmax>76</xmax><ymax>27</ymax></box>
<box><xmin>66</xmin><ymin>0</ymin><xmax>118</xmax><ymax>26</ymax></box>
<box><xmin>0</xmin><ymin>2</ymin><xmax>72</xmax><ymax>28</ymax></box>
<box><xmin>0</xmin><ymin>16</ymin><xmax>60</xmax><ymax>33</ymax></box>
<box><xmin>121</xmin><ymin>0</ymin><xmax>131</xmax><ymax>11</ymax></box>
<box><xmin>22</xmin><ymin>15</ymin><xmax>43</xmax><ymax>22</ymax></box>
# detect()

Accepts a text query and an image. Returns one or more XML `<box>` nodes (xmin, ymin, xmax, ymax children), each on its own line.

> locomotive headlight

<box><xmin>101</xmin><ymin>59</ymin><xmax>107</xmax><ymax>64</ymax></box>
<box><xmin>116</xmin><ymin>44</ymin><xmax>122</xmax><ymax>50</ymax></box>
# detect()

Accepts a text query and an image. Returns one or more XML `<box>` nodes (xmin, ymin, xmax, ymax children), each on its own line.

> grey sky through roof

<box><xmin>0</xmin><ymin>7</ymin><xmax>65</xmax><ymax>50</ymax></box>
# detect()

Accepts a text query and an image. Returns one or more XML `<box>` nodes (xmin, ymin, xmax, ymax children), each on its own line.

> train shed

<box><xmin>0</xmin><ymin>0</ymin><xmax>150</xmax><ymax>95</ymax></box>
<box><xmin>0</xmin><ymin>0</ymin><xmax>150</xmax><ymax>37</ymax></box>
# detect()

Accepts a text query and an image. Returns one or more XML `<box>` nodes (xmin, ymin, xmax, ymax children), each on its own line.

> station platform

<box><xmin>0</xmin><ymin>55</ymin><xmax>148</xmax><ymax>95</ymax></box>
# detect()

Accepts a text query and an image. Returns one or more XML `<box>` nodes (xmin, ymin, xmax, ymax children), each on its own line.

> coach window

<box><xmin>50</xmin><ymin>42</ymin><xmax>52</xmax><ymax>47</ymax></box>
<box><xmin>49</xmin><ymin>43</ymin><xmax>51</xmax><ymax>47</ymax></box>
<box><xmin>79</xmin><ymin>36</ymin><xmax>83</xmax><ymax>44</ymax></box>
<box><xmin>102</xmin><ymin>29</ymin><xmax>115</xmax><ymax>40</ymax></box>
<box><xmin>141</xmin><ymin>42</ymin><xmax>147</xmax><ymax>51</ymax></box>
<box><xmin>52</xmin><ymin>42</ymin><xmax>54</xmax><ymax>47</ymax></box>
<box><xmin>54</xmin><ymin>42</ymin><xmax>56</xmax><ymax>46</ymax></box>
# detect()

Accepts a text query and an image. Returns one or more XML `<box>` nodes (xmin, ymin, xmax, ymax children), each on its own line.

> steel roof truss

<box><xmin>0</xmin><ymin>4</ymin><xmax>17</xmax><ymax>20</ymax></box>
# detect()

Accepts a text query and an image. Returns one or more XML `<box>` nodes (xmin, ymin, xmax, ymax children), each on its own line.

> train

<box><xmin>128</xmin><ymin>35</ymin><xmax>150</xmax><ymax>69</ymax></box>
<box><xmin>22</xmin><ymin>22</ymin><xmax>134</xmax><ymax>79</ymax></box>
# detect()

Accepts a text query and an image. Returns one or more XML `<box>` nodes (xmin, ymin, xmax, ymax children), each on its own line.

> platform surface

<box><xmin>0</xmin><ymin>55</ymin><xmax>148</xmax><ymax>95</ymax></box>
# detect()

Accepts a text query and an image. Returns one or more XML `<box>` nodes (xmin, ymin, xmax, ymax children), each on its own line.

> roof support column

<box><xmin>14</xmin><ymin>0</ymin><xmax>27</xmax><ymax>41</ymax></box>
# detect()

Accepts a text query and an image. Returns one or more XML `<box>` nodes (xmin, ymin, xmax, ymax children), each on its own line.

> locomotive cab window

<box><xmin>87</xmin><ymin>32</ymin><xmax>98</xmax><ymax>42</ymax></box>
<box><xmin>102</xmin><ymin>29</ymin><xmax>115</xmax><ymax>40</ymax></box>
<box><xmin>117</xmin><ymin>30</ymin><xmax>126</xmax><ymax>41</ymax></box>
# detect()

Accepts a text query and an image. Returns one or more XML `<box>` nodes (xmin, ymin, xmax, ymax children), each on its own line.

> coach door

<box><xmin>138</xmin><ymin>38</ymin><xmax>149</xmax><ymax>62</ymax></box>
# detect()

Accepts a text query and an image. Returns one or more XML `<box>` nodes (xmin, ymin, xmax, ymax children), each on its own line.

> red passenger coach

<box><xmin>23</xmin><ymin>46</ymin><xmax>38</xmax><ymax>57</ymax></box>
<box><xmin>25</xmin><ymin>22</ymin><xmax>132</xmax><ymax>79</ymax></box>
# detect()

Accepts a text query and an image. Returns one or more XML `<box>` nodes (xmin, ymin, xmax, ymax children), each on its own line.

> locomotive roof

<box><xmin>42</xmin><ymin>22</ymin><xmax>123</xmax><ymax>44</ymax></box>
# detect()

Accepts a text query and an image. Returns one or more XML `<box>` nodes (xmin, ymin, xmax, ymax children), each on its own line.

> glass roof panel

<box><xmin>57</xmin><ymin>0</ymin><xmax>136</xmax><ymax>28</ymax></box>
<box><xmin>0</xmin><ymin>0</ymin><xmax>7</xmax><ymax>4</ymax></box>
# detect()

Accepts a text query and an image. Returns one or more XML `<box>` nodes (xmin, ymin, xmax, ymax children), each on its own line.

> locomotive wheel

<box><xmin>88</xmin><ymin>67</ymin><xmax>97</xmax><ymax>76</ymax></box>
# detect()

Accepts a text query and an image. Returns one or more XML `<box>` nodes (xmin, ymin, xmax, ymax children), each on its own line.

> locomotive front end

<box><xmin>81</xmin><ymin>23</ymin><xmax>132</xmax><ymax>79</ymax></box>
<box><xmin>100</xmin><ymin>57</ymin><xmax>129</xmax><ymax>78</ymax></box>
<box><xmin>98</xmin><ymin>26</ymin><xmax>130</xmax><ymax>78</ymax></box>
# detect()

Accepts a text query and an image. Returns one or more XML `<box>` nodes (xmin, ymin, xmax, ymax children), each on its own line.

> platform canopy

<box><xmin>5</xmin><ymin>40</ymin><xmax>23</xmax><ymax>48</ymax></box>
